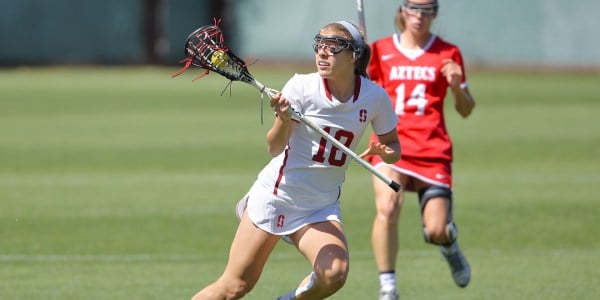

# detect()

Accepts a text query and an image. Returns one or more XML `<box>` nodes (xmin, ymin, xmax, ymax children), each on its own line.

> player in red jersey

<box><xmin>360</xmin><ymin>1</ymin><xmax>476</xmax><ymax>299</ymax></box>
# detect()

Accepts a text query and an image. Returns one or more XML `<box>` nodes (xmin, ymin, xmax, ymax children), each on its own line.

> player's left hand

<box><xmin>441</xmin><ymin>59</ymin><xmax>462</xmax><ymax>89</ymax></box>
<box><xmin>360</xmin><ymin>140</ymin><xmax>395</xmax><ymax>159</ymax></box>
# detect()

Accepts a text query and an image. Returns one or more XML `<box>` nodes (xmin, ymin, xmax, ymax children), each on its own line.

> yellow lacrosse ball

<box><xmin>210</xmin><ymin>50</ymin><xmax>227</xmax><ymax>68</ymax></box>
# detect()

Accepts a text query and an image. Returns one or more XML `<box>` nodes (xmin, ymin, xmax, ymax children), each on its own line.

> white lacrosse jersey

<box><xmin>245</xmin><ymin>72</ymin><xmax>397</xmax><ymax>234</ymax></box>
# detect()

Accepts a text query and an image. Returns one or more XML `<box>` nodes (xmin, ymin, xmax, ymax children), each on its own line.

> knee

<box><xmin>375</xmin><ymin>194</ymin><xmax>402</xmax><ymax>221</ymax></box>
<box><xmin>320</xmin><ymin>264</ymin><xmax>349</xmax><ymax>294</ymax></box>
<box><xmin>424</xmin><ymin>224</ymin><xmax>447</xmax><ymax>244</ymax></box>
<box><xmin>423</xmin><ymin>222</ymin><xmax>457</xmax><ymax>245</ymax></box>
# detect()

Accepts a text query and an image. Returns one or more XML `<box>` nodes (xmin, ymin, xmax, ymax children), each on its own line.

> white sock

<box><xmin>276</xmin><ymin>291</ymin><xmax>295</xmax><ymax>300</ymax></box>
<box><xmin>379</xmin><ymin>271</ymin><xmax>396</xmax><ymax>289</ymax></box>
<box><xmin>278</xmin><ymin>272</ymin><xmax>316</xmax><ymax>300</ymax></box>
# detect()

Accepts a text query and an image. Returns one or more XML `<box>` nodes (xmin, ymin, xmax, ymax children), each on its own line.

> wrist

<box><xmin>450</xmin><ymin>84</ymin><xmax>463</xmax><ymax>92</ymax></box>
<box><xmin>275</xmin><ymin>111</ymin><xmax>292</xmax><ymax>122</ymax></box>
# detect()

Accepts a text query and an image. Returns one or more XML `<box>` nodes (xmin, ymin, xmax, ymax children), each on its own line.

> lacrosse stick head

<box><xmin>171</xmin><ymin>21</ymin><xmax>254</xmax><ymax>84</ymax></box>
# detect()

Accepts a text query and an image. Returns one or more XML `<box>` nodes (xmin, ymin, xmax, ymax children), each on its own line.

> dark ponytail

<box><xmin>354</xmin><ymin>43</ymin><xmax>371</xmax><ymax>78</ymax></box>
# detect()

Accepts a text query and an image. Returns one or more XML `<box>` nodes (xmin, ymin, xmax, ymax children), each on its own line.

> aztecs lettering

<box><xmin>389</xmin><ymin>65</ymin><xmax>436</xmax><ymax>81</ymax></box>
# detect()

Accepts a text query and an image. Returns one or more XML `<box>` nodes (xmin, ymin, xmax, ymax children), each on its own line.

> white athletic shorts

<box><xmin>235</xmin><ymin>181</ymin><xmax>342</xmax><ymax>236</ymax></box>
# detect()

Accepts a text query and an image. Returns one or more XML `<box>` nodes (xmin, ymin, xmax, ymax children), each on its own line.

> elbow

<box><xmin>267</xmin><ymin>145</ymin><xmax>283</xmax><ymax>157</ymax></box>
<box><xmin>267</xmin><ymin>141</ymin><xmax>287</xmax><ymax>157</ymax></box>
<box><xmin>459</xmin><ymin>109</ymin><xmax>471</xmax><ymax>118</ymax></box>
<box><xmin>458</xmin><ymin>101</ymin><xmax>475</xmax><ymax>118</ymax></box>
<box><xmin>266</xmin><ymin>132</ymin><xmax>284</xmax><ymax>157</ymax></box>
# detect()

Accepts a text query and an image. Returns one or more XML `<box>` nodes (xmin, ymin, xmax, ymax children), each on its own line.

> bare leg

<box><xmin>191</xmin><ymin>211</ymin><xmax>279</xmax><ymax>300</ymax></box>
<box><xmin>371</xmin><ymin>168</ymin><xmax>403</xmax><ymax>274</ymax></box>
<box><xmin>285</xmin><ymin>221</ymin><xmax>350</xmax><ymax>299</ymax></box>
<box><xmin>421</xmin><ymin>197</ymin><xmax>451</xmax><ymax>244</ymax></box>
<box><xmin>417</xmin><ymin>183</ymin><xmax>470</xmax><ymax>287</ymax></box>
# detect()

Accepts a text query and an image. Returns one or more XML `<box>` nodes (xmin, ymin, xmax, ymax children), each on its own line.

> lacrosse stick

<box><xmin>356</xmin><ymin>0</ymin><xmax>367</xmax><ymax>42</ymax></box>
<box><xmin>171</xmin><ymin>20</ymin><xmax>400</xmax><ymax>192</ymax></box>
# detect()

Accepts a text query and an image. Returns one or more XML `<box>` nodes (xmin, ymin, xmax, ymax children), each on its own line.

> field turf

<box><xmin>1</xmin><ymin>67</ymin><xmax>599</xmax><ymax>299</ymax></box>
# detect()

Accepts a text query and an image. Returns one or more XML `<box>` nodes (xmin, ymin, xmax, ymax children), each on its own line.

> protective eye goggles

<box><xmin>312</xmin><ymin>34</ymin><xmax>352</xmax><ymax>55</ymax></box>
<box><xmin>403</xmin><ymin>1</ymin><xmax>438</xmax><ymax>16</ymax></box>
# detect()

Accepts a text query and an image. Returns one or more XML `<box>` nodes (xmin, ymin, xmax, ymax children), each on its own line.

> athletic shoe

<box><xmin>379</xmin><ymin>285</ymin><xmax>399</xmax><ymax>300</ymax></box>
<box><xmin>440</xmin><ymin>241</ymin><xmax>471</xmax><ymax>287</ymax></box>
<box><xmin>276</xmin><ymin>292</ymin><xmax>294</xmax><ymax>300</ymax></box>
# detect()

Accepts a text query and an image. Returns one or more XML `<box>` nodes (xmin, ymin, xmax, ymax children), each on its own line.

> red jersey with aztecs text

<box><xmin>368</xmin><ymin>34</ymin><xmax>467</xmax><ymax>161</ymax></box>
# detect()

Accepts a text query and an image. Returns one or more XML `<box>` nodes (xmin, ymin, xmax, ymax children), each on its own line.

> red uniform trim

<box><xmin>322</xmin><ymin>75</ymin><xmax>361</xmax><ymax>102</ymax></box>
<box><xmin>273</xmin><ymin>147</ymin><xmax>290</xmax><ymax>195</ymax></box>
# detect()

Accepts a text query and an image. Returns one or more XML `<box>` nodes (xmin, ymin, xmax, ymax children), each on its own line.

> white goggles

<box><xmin>403</xmin><ymin>1</ymin><xmax>438</xmax><ymax>15</ymax></box>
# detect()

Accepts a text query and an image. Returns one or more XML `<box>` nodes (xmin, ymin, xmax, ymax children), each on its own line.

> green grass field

<box><xmin>1</xmin><ymin>66</ymin><xmax>599</xmax><ymax>299</ymax></box>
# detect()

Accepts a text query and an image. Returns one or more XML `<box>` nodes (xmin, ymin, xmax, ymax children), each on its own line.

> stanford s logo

<box><xmin>359</xmin><ymin>109</ymin><xmax>367</xmax><ymax>123</ymax></box>
<box><xmin>276</xmin><ymin>214</ymin><xmax>285</xmax><ymax>228</ymax></box>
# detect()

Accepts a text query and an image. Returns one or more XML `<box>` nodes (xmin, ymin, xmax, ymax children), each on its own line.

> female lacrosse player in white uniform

<box><xmin>191</xmin><ymin>21</ymin><xmax>400</xmax><ymax>300</ymax></box>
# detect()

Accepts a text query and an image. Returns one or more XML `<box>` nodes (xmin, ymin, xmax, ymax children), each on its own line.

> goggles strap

<box><xmin>335</xmin><ymin>21</ymin><xmax>364</xmax><ymax>50</ymax></box>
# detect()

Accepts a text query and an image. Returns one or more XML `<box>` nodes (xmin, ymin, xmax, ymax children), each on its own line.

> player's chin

<box><xmin>317</xmin><ymin>68</ymin><xmax>332</xmax><ymax>78</ymax></box>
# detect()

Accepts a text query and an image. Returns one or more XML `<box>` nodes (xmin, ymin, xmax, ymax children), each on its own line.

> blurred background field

<box><xmin>2</xmin><ymin>0</ymin><xmax>600</xmax><ymax>67</ymax></box>
<box><xmin>2</xmin><ymin>0</ymin><xmax>600</xmax><ymax>299</ymax></box>
<box><xmin>1</xmin><ymin>67</ymin><xmax>599</xmax><ymax>299</ymax></box>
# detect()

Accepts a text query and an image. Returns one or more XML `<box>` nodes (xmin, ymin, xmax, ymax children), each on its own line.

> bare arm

<box><xmin>451</xmin><ymin>86</ymin><xmax>475</xmax><ymax>118</ymax></box>
<box><xmin>266</xmin><ymin>93</ymin><xmax>295</xmax><ymax>157</ymax></box>
<box><xmin>442</xmin><ymin>59</ymin><xmax>476</xmax><ymax>118</ymax></box>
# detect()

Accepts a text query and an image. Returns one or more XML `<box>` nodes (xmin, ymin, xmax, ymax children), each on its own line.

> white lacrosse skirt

<box><xmin>236</xmin><ymin>181</ymin><xmax>342</xmax><ymax>236</ymax></box>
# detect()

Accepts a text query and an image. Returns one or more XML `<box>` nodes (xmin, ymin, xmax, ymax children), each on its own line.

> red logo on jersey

<box><xmin>276</xmin><ymin>215</ymin><xmax>285</xmax><ymax>228</ymax></box>
<box><xmin>359</xmin><ymin>109</ymin><xmax>367</xmax><ymax>123</ymax></box>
